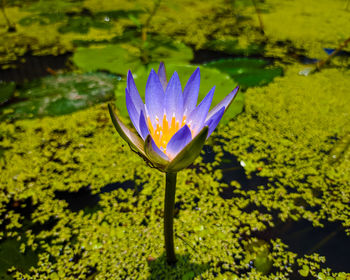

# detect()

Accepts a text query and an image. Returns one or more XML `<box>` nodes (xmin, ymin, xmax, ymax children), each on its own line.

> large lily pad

<box><xmin>72</xmin><ymin>42</ymin><xmax>193</xmax><ymax>76</ymax></box>
<box><xmin>0</xmin><ymin>239</ymin><xmax>38</xmax><ymax>280</ymax></box>
<box><xmin>204</xmin><ymin>58</ymin><xmax>283</xmax><ymax>88</ymax></box>
<box><xmin>114</xmin><ymin>64</ymin><xmax>244</xmax><ymax>125</ymax></box>
<box><xmin>0</xmin><ymin>73</ymin><xmax>118</xmax><ymax>120</ymax></box>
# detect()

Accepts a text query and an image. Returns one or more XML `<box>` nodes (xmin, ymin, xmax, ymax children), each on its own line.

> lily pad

<box><xmin>0</xmin><ymin>73</ymin><xmax>118</xmax><ymax>120</ymax></box>
<box><xmin>114</xmin><ymin>64</ymin><xmax>244</xmax><ymax>125</ymax></box>
<box><xmin>0</xmin><ymin>81</ymin><xmax>15</xmax><ymax>105</ymax></box>
<box><xmin>204</xmin><ymin>58</ymin><xmax>283</xmax><ymax>88</ymax></box>
<box><xmin>58</xmin><ymin>16</ymin><xmax>111</xmax><ymax>34</ymax></box>
<box><xmin>0</xmin><ymin>239</ymin><xmax>38</xmax><ymax>279</ymax></box>
<box><xmin>72</xmin><ymin>42</ymin><xmax>193</xmax><ymax>76</ymax></box>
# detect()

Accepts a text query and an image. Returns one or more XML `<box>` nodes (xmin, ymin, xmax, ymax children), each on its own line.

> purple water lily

<box><xmin>108</xmin><ymin>63</ymin><xmax>239</xmax><ymax>172</ymax></box>
<box><xmin>108</xmin><ymin>62</ymin><xmax>239</xmax><ymax>264</ymax></box>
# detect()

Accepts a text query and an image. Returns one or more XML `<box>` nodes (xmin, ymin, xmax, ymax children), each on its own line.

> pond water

<box><xmin>0</xmin><ymin>0</ymin><xmax>350</xmax><ymax>279</ymax></box>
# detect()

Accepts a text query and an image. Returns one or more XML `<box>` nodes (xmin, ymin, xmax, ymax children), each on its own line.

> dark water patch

<box><xmin>6</xmin><ymin>197</ymin><xmax>36</xmax><ymax>219</ymax></box>
<box><xmin>55</xmin><ymin>186</ymin><xmax>100</xmax><ymax>212</ymax></box>
<box><xmin>195</xmin><ymin>38</ymin><xmax>266</xmax><ymax>62</ymax></box>
<box><xmin>201</xmin><ymin>147</ymin><xmax>268</xmax><ymax>198</ymax></box>
<box><xmin>101</xmin><ymin>180</ymin><xmax>138</xmax><ymax>194</ymax></box>
<box><xmin>54</xmin><ymin>180</ymin><xmax>138</xmax><ymax>212</ymax></box>
<box><xmin>324</xmin><ymin>48</ymin><xmax>350</xmax><ymax>57</ymax></box>
<box><xmin>256</xmin><ymin>219</ymin><xmax>350</xmax><ymax>273</ymax></box>
<box><xmin>0</xmin><ymin>198</ymin><xmax>35</xmax><ymax>234</ymax></box>
<box><xmin>0</xmin><ymin>53</ymin><xmax>71</xmax><ymax>83</ymax></box>
<box><xmin>192</xmin><ymin>49</ymin><xmax>236</xmax><ymax>64</ymax></box>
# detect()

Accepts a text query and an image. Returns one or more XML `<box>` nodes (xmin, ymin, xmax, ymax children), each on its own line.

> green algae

<box><xmin>262</xmin><ymin>0</ymin><xmax>350</xmax><ymax>59</ymax></box>
<box><xmin>2</xmin><ymin>0</ymin><xmax>349</xmax><ymax>72</ymax></box>
<box><xmin>1</xmin><ymin>62</ymin><xmax>350</xmax><ymax>278</ymax></box>
<box><xmin>1</xmin><ymin>0</ymin><xmax>350</xmax><ymax>278</ymax></box>
<box><xmin>219</xmin><ymin>64</ymin><xmax>350</xmax><ymax>229</ymax></box>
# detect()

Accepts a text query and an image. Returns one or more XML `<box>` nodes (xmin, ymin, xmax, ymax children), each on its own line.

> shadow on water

<box><xmin>204</xmin><ymin>146</ymin><xmax>350</xmax><ymax>274</ymax></box>
<box><xmin>202</xmin><ymin>145</ymin><xmax>269</xmax><ymax>198</ymax></box>
<box><xmin>256</xmin><ymin>219</ymin><xmax>350</xmax><ymax>274</ymax></box>
<box><xmin>54</xmin><ymin>179</ymin><xmax>138</xmax><ymax>213</ymax></box>
<box><xmin>147</xmin><ymin>253</ymin><xmax>210</xmax><ymax>280</ymax></box>
<box><xmin>0</xmin><ymin>53</ymin><xmax>72</xmax><ymax>83</ymax></box>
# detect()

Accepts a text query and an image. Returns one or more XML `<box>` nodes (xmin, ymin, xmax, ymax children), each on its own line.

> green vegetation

<box><xmin>0</xmin><ymin>73</ymin><xmax>118</xmax><ymax>120</ymax></box>
<box><xmin>0</xmin><ymin>0</ymin><xmax>350</xmax><ymax>278</ymax></box>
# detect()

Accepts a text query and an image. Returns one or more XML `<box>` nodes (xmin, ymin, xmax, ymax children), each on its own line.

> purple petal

<box><xmin>183</xmin><ymin>67</ymin><xmax>200</xmax><ymax>115</ymax></box>
<box><xmin>165</xmin><ymin>71</ymin><xmax>184</xmax><ymax>122</ymax></box>
<box><xmin>166</xmin><ymin>126</ymin><xmax>208</xmax><ymax>172</ymax></box>
<box><xmin>206</xmin><ymin>86</ymin><xmax>239</xmax><ymax>122</ymax></box>
<box><xmin>127</xmin><ymin>70</ymin><xmax>145</xmax><ymax>114</ymax></box>
<box><xmin>144</xmin><ymin>135</ymin><xmax>169</xmax><ymax>163</ymax></box>
<box><xmin>166</xmin><ymin>125</ymin><xmax>192</xmax><ymax>159</ymax></box>
<box><xmin>158</xmin><ymin>62</ymin><xmax>168</xmax><ymax>91</ymax></box>
<box><xmin>204</xmin><ymin>106</ymin><xmax>225</xmax><ymax>139</ymax></box>
<box><xmin>145</xmin><ymin>69</ymin><xmax>165</xmax><ymax>124</ymax></box>
<box><xmin>139</xmin><ymin>110</ymin><xmax>150</xmax><ymax>140</ymax></box>
<box><xmin>126</xmin><ymin>88</ymin><xmax>141</xmax><ymax>134</ymax></box>
<box><xmin>187</xmin><ymin>86</ymin><xmax>215</xmax><ymax>135</ymax></box>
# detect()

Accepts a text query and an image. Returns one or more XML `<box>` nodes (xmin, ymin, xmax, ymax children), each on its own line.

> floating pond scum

<box><xmin>0</xmin><ymin>0</ymin><xmax>350</xmax><ymax>279</ymax></box>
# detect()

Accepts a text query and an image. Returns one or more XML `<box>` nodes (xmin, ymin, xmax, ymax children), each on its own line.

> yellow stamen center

<box><xmin>147</xmin><ymin>114</ymin><xmax>188</xmax><ymax>152</ymax></box>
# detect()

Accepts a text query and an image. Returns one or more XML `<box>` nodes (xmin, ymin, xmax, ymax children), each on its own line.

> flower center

<box><xmin>147</xmin><ymin>114</ymin><xmax>188</xmax><ymax>152</ymax></box>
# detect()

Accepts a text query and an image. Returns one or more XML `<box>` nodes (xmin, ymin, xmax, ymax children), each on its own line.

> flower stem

<box><xmin>164</xmin><ymin>172</ymin><xmax>177</xmax><ymax>265</ymax></box>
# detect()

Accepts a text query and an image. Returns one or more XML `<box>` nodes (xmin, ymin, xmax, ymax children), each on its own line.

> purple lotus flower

<box><xmin>108</xmin><ymin>63</ymin><xmax>239</xmax><ymax>172</ymax></box>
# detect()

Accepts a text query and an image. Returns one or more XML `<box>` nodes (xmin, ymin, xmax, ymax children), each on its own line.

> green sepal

<box><xmin>166</xmin><ymin>126</ymin><xmax>209</xmax><ymax>172</ymax></box>
<box><xmin>108</xmin><ymin>103</ymin><xmax>146</xmax><ymax>157</ymax></box>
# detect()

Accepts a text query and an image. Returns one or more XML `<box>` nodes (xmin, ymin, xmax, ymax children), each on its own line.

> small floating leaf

<box><xmin>204</xmin><ymin>58</ymin><xmax>283</xmax><ymax>88</ymax></box>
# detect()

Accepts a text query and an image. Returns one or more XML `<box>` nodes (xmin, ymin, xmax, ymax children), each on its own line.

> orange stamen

<box><xmin>147</xmin><ymin>114</ymin><xmax>190</xmax><ymax>152</ymax></box>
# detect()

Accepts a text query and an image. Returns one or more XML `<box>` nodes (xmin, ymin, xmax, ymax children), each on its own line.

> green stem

<box><xmin>314</xmin><ymin>36</ymin><xmax>350</xmax><ymax>72</ymax></box>
<box><xmin>164</xmin><ymin>172</ymin><xmax>177</xmax><ymax>265</ymax></box>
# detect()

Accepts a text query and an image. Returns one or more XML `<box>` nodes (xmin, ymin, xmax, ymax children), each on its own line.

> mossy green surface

<box><xmin>2</xmin><ymin>0</ymin><xmax>350</xmax><ymax>68</ymax></box>
<box><xmin>220</xmin><ymin>64</ymin><xmax>350</xmax><ymax>228</ymax></box>
<box><xmin>1</xmin><ymin>62</ymin><xmax>350</xmax><ymax>278</ymax></box>
<box><xmin>262</xmin><ymin>0</ymin><xmax>350</xmax><ymax>59</ymax></box>
<box><xmin>1</xmin><ymin>0</ymin><xmax>350</xmax><ymax>278</ymax></box>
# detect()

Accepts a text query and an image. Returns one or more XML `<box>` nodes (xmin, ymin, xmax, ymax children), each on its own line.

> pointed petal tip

<box><xmin>127</xmin><ymin>70</ymin><xmax>133</xmax><ymax>82</ymax></box>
